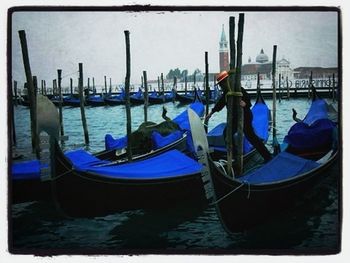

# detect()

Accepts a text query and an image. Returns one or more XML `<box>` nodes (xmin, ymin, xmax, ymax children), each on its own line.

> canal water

<box><xmin>9</xmin><ymin>98</ymin><xmax>341</xmax><ymax>254</ymax></box>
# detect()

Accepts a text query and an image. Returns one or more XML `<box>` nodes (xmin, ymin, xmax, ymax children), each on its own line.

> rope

<box><xmin>210</xmin><ymin>182</ymin><xmax>245</xmax><ymax>205</ymax></box>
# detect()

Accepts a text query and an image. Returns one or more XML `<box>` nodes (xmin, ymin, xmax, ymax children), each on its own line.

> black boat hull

<box><xmin>52</xmin><ymin>141</ymin><xmax>206</xmax><ymax>217</ymax></box>
<box><xmin>208</xmin><ymin>151</ymin><xmax>338</xmax><ymax>233</ymax></box>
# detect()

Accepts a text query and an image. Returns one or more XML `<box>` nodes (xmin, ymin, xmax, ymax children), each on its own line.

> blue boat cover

<box><xmin>303</xmin><ymin>99</ymin><xmax>328</xmax><ymax>125</ymax></box>
<box><xmin>149</xmin><ymin>90</ymin><xmax>158</xmax><ymax>98</ymax></box>
<box><xmin>151</xmin><ymin>130</ymin><xmax>183</xmax><ymax>149</ymax></box>
<box><xmin>238</xmin><ymin>151</ymin><xmax>320</xmax><ymax>184</ymax></box>
<box><xmin>105</xmin><ymin>134</ymin><xmax>127</xmax><ymax>151</ymax></box>
<box><xmin>12</xmin><ymin>160</ymin><xmax>48</xmax><ymax>180</ymax></box>
<box><xmin>131</xmin><ymin>88</ymin><xmax>143</xmax><ymax>99</ymax></box>
<box><xmin>87</xmin><ymin>95</ymin><xmax>104</xmax><ymax>102</ymax></box>
<box><xmin>68</xmin><ymin>149</ymin><xmax>203</xmax><ymax>180</ymax></box>
<box><xmin>173</xmin><ymin>102</ymin><xmax>204</xmax><ymax>131</ymax></box>
<box><xmin>283</xmin><ymin>118</ymin><xmax>335</xmax><ymax>150</ymax></box>
<box><xmin>65</xmin><ymin>149</ymin><xmax>110</xmax><ymax>167</ymax></box>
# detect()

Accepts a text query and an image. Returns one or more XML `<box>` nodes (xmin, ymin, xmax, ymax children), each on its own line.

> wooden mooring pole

<box><xmin>57</xmin><ymin>69</ymin><xmax>64</xmax><ymax>138</ymax></box>
<box><xmin>143</xmin><ymin>70</ymin><xmax>148</xmax><ymax>122</ymax></box>
<box><xmin>172</xmin><ymin>76</ymin><xmax>177</xmax><ymax>103</ymax></box>
<box><xmin>286</xmin><ymin>76</ymin><xmax>290</xmax><ymax>100</ymax></box>
<box><xmin>124</xmin><ymin>30</ymin><xmax>132</xmax><ymax>162</ymax></box>
<box><xmin>104</xmin><ymin>76</ymin><xmax>107</xmax><ymax>95</ymax></box>
<box><xmin>10</xmin><ymin>81</ymin><xmax>17</xmax><ymax>145</ymax></box>
<box><xmin>78</xmin><ymin>63</ymin><xmax>89</xmax><ymax>145</ymax></box>
<box><xmin>13</xmin><ymin>80</ymin><xmax>18</xmax><ymax>106</ymax></box>
<box><xmin>70</xmin><ymin>78</ymin><xmax>73</xmax><ymax>95</ymax></box>
<box><xmin>204</xmin><ymin>51</ymin><xmax>210</xmax><ymax>132</ymax></box>
<box><xmin>226</xmin><ymin>16</ymin><xmax>236</xmax><ymax>177</ymax></box>
<box><xmin>278</xmin><ymin>74</ymin><xmax>281</xmax><ymax>102</ymax></box>
<box><xmin>332</xmin><ymin>73</ymin><xmax>336</xmax><ymax>101</ymax></box>
<box><xmin>272</xmin><ymin>45</ymin><xmax>278</xmax><ymax>150</ymax></box>
<box><xmin>18</xmin><ymin>30</ymin><xmax>40</xmax><ymax>158</ymax></box>
<box><xmin>232</xmin><ymin>14</ymin><xmax>244</xmax><ymax>176</ymax></box>
<box><xmin>161</xmin><ymin>73</ymin><xmax>165</xmax><ymax>102</ymax></box>
<box><xmin>308</xmin><ymin>71</ymin><xmax>313</xmax><ymax>99</ymax></box>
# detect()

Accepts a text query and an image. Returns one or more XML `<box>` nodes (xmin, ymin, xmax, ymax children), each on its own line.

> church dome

<box><xmin>256</xmin><ymin>49</ymin><xmax>269</xmax><ymax>63</ymax></box>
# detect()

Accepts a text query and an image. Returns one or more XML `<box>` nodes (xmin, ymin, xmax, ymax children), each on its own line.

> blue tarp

<box><xmin>151</xmin><ymin>130</ymin><xmax>183</xmax><ymax>149</ymax></box>
<box><xmin>173</xmin><ymin>102</ymin><xmax>204</xmax><ymax>131</ymax></box>
<box><xmin>303</xmin><ymin>99</ymin><xmax>328</xmax><ymax>125</ymax></box>
<box><xmin>283</xmin><ymin>118</ymin><xmax>335</xmax><ymax>150</ymax></box>
<box><xmin>68</xmin><ymin>149</ymin><xmax>203</xmax><ymax>180</ymax></box>
<box><xmin>12</xmin><ymin>160</ymin><xmax>48</xmax><ymax>180</ymax></box>
<box><xmin>283</xmin><ymin>98</ymin><xmax>335</xmax><ymax>151</ymax></box>
<box><xmin>238</xmin><ymin>151</ymin><xmax>320</xmax><ymax>184</ymax></box>
<box><xmin>131</xmin><ymin>88</ymin><xmax>143</xmax><ymax>99</ymax></box>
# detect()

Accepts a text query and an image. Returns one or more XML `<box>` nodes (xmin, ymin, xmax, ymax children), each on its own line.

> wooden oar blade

<box><xmin>36</xmin><ymin>94</ymin><xmax>60</xmax><ymax>140</ymax></box>
<box><xmin>188</xmin><ymin>108</ymin><xmax>215</xmax><ymax>201</ymax></box>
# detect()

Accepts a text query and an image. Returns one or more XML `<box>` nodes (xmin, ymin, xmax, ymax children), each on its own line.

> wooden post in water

<box><xmin>278</xmin><ymin>74</ymin><xmax>281</xmax><ymax>102</ymax></box>
<box><xmin>157</xmin><ymin>76</ymin><xmax>160</xmax><ymax>93</ymax></box>
<box><xmin>78</xmin><ymin>63</ymin><xmax>89</xmax><ymax>145</ymax></box>
<box><xmin>57</xmin><ymin>69</ymin><xmax>64</xmax><ymax>138</ymax></box>
<box><xmin>232</xmin><ymin>14</ymin><xmax>244</xmax><ymax>176</ymax></box>
<box><xmin>286</xmin><ymin>76</ymin><xmax>290</xmax><ymax>100</ymax></box>
<box><xmin>104</xmin><ymin>76</ymin><xmax>107</xmax><ymax>95</ymax></box>
<box><xmin>44</xmin><ymin>80</ymin><xmax>47</xmax><ymax>95</ymax></box>
<box><xmin>226</xmin><ymin>16</ymin><xmax>236</xmax><ymax>177</ymax></box>
<box><xmin>272</xmin><ymin>45</ymin><xmax>278</xmax><ymax>151</ymax></box>
<box><xmin>41</xmin><ymin>80</ymin><xmax>44</xmax><ymax>95</ymax></box>
<box><xmin>109</xmin><ymin>78</ymin><xmax>112</xmax><ymax>94</ymax></box>
<box><xmin>143</xmin><ymin>71</ymin><xmax>148</xmax><ymax>122</ymax></box>
<box><xmin>13</xmin><ymin>80</ymin><xmax>18</xmax><ymax>106</ymax></box>
<box><xmin>161</xmin><ymin>73</ymin><xmax>165</xmax><ymax>102</ymax></box>
<box><xmin>10</xmin><ymin>81</ymin><xmax>16</xmax><ymax>145</ymax></box>
<box><xmin>70</xmin><ymin>78</ymin><xmax>73</xmax><ymax>95</ymax></box>
<box><xmin>204</xmin><ymin>51</ymin><xmax>210</xmax><ymax>132</ymax></box>
<box><xmin>332</xmin><ymin>73</ymin><xmax>336</xmax><ymax>101</ymax></box>
<box><xmin>18</xmin><ymin>30</ymin><xmax>39</xmax><ymax>157</ymax></box>
<box><xmin>124</xmin><ymin>30</ymin><xmax>132</xmax><ymax>162</ymax></box>
<box><xmin>308</xmin><ymin>71</ymin><xmax>313</xmax><ymax>99</ymax></box>
<box><xmin>92</xmin><ymin>77</ymin><xmax>95</xmax><ymax>94</ymax></box>
<box><xmin>172</xmin><ymin>76</ymin><xmax>177</xmax><ymax>103</ymax></box>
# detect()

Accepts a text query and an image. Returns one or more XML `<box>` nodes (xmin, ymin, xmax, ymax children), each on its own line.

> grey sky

<box><xmin>11</xmin><ymin>10</ymin><xmax>338</xmax><ymax>87</ymax></box>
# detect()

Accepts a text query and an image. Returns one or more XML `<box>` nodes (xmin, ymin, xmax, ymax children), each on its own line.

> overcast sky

<box><xmin>11</xmin><ymin>10</ymin><xmax>338</xmax><ymax>87</ymax></box>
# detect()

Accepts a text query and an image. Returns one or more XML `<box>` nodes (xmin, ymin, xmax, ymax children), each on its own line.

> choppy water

<box><xmin>9</xmin><ymin>98</ymin><xmax>340</xmax><ymax>254</ymax></box>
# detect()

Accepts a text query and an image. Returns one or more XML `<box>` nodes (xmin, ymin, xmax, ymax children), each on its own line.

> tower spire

<box><xmin>219</xmin><ymin>24</ymin><xmax>229</xmax><ymax>71</ymax></box>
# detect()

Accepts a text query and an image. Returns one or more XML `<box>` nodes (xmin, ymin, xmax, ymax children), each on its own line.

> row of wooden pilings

<box><xmin>13</xmin><ymin>29</ymin><xmax>214</xmax><ymax>161</ymax></box>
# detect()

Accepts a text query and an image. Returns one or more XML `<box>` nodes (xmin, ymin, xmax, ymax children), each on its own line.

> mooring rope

<box><xmin>210</xmin><ymin>182</ymin><xmax>245</xmax><ymax>205</ymax></box>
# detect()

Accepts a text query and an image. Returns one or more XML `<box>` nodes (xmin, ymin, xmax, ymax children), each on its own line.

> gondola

<box><xmin>188</xmin><ymin>92</ymin><xmax>339</xmax><ymax>233</ymax></box>
<box><xmin>63</xmin><ymin>95</ymin><xmax>82</xmax><ymax>107</ymax></box>
<box><xmin>148</xmin><ymin>90</ymin><xmax>175</xmax><ymax>104</ymax></box>
<box><xmin>129</xmin><ymin>88</ymin><xmax>144</xmax><ymax>105</ymax></box>
<box><xmin>86</xmin><ymin>94</ymin><xmax>106</xmax><ymax>107</ymax></box>
<box><xmin>175</xmin><ymin>88</ymin><xmax>202</xmax><ymax>104</ymax></box>
<box><xmin>51</xmin><ymin>140</ymin><xmax>205</xmax><ymax>217</ymax></box>
<box><xmin>104</xmin><ymin>89</ymin><xmax>125</xmax><ymax>105</ymax></box>
<box><xmin>11</xmin><ymin>97</ymin><xmax>204</xmax><ymax>204</ymax></box>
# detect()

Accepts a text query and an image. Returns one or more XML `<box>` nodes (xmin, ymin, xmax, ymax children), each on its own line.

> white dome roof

<box><xmin>256</xmin><ymin>49</ymin><xmax>269</xmax><ymax>63</ymax></box>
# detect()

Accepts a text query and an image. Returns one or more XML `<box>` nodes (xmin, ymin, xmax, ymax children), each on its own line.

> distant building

<box><xmin>241</xmin><ymin>49</ymin><xmax>294</xmax><ymax>81</ymax></box>
<box><xmin>219</xmin><ymin>24</ymin><xmax>229</xmax><ymax>72</ymax></box>
<box><xmin>293</xmin><ymin>67</ymin><xmax>338</xmax><ymax>79</ymax></box>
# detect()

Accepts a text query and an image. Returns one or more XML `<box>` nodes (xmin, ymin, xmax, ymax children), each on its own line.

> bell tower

<box><xmin>219</xmin><ymin>24</ymin><xmax>229</xmax><ymax>72</ymax></box>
